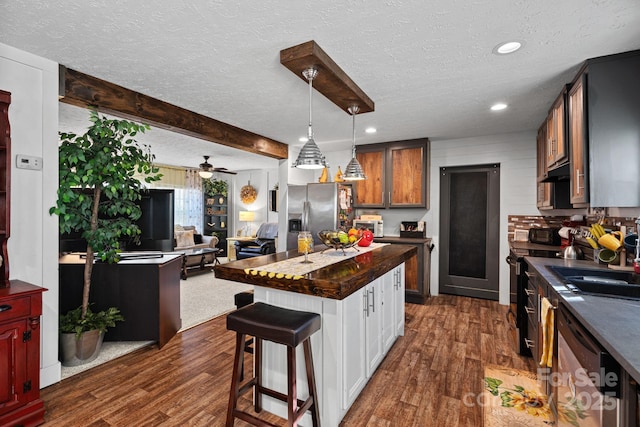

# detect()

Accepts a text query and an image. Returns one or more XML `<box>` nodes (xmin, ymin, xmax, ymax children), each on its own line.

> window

<box><xmin>149</xmin><ymin>166</ymin><xmax>204</xmax><ymax>232</ymax></box>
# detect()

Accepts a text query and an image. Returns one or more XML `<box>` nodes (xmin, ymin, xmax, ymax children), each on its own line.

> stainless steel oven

<box><xmin>554</xmin><ymin>304</ymin><xmax>620</xmax><ymax>426</ymax></box>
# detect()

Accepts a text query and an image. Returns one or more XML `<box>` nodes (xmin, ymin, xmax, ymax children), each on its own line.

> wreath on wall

<box><xmin>240</xmin><ymin>183</ymin><xmax>257</xmax><ymax>204</ymax></box>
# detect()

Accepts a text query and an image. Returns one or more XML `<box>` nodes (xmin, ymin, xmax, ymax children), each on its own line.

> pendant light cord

<box><xmin>349</xmin><ymin>105</ymin><xmax>360</xmax><ymax>157</ymax></box>
<box><xmin>303</xmin><ymin>68</ymin><xmax>318</xmax><ymax>141</ymax></box>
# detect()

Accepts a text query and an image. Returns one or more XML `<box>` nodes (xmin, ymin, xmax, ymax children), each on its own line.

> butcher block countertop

<box><xmin>214</xmin><ymin>243</ymin><xmax>416</xmax><ymax>300</ymax></box>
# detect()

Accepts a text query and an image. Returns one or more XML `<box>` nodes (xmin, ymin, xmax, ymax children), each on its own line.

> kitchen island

<box><xmin>214</xmin><ymin>243</ymin><xmax>416</xmax><ymax>426</ymax></box>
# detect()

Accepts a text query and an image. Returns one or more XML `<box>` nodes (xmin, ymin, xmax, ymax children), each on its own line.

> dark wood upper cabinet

<box><xmin>545</xmin><ymin>89</ymin><xmax>568</xmax><ymax>170</ymax></box>
<box><xmin>354</xmin><ymin>138</ymin><xmax>429</xmax><ymax>209</ymax></box>
<box><xmin>568</xmin><ymin>73</ymin><xmax>589</xmax><ymax>206</ymax></box>
<box><xmin>536</xmin><ymin>49</ymin><xmax>640</xmax><ymax>208</ymax></box>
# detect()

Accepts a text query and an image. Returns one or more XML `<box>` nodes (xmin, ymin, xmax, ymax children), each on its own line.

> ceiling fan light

<box><xmin>199</xmin><ymin>155</ymin><xmax>214</xmax><ymax>178</ymax></box>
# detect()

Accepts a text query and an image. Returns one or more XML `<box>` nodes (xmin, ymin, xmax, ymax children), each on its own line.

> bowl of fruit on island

<box><xmin>317</xmin><ymin>228</ymin><xmax>374</xmax><ymax>255</ymax></box>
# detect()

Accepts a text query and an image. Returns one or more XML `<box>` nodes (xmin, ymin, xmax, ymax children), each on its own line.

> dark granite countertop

<box><xmin>214</xmin><ymin>244</ymin><xmax>416</xmax><ymax>300</ymax></box>
<box><xmin>525</xmin><ymin>257</ymin><xmax>640</xmax><ymax>383</ymax></box>
<box><xmin>510</xmin><ymin>241</ymin><xmax>564</xmax><ymax>252</ymax></box>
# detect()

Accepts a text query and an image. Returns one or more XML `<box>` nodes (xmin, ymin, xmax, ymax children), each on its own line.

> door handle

<box><xmin>363</xmin><ymin>291</ymin><xmax>369</xmax><ymax>317</ymax></box>
<box><xmin>0</xmin><ymin>304</ymin><xmax>12</xmax><ymax>312</ymax></box>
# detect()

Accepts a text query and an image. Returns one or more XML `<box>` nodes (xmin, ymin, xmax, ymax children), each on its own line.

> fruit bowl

<box><xmin>317</xmin><ymin>230</ymin><xmax>362</xmax><ymax>255</ymax></box>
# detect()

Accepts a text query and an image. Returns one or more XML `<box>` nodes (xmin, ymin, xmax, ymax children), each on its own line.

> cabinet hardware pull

<box><xmin>525</xmin><ymin>306</ymin><xmax>535</xmax><ymax>314</ymax></box>
<box><xmin>524</xmin><ymin>338</ymin><xmax>535</xmax><ymax>348</ymax></box>
<box><xmin>524</xmin><ymin>271</ymin><xmax>535</xmax><ymax>279</ymax></box>
<box><xmin>524</xmin><ymin>289</ymin><xmax>534</xmax><ymax>296</ymax></box>
<box><xmin>363</xmin><ymin>292</ymin><xmax>369</xmax><ymax>317</ymax></box>
<box><xmin>0</xmin><ymin>304</ymin><xmax>11</xmax><ymax>312</ymax></box>
<box><xmin>576</xmin><ymin>169</ymin><xmax>584</xmax><ymax>192</ymax></box>
<box><xmin>369</xmin><ymin>288</ymin><xmax>375</xmax><ymax>313</ymax></box>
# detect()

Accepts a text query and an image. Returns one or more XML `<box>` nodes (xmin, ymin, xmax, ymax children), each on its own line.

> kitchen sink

<box><xmin>548</xmin><ymin>265</ymin><xmax>640</xmax><ymax>300</ymax></box>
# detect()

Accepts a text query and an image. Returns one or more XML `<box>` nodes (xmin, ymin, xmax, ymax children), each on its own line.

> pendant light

<box><xmin>198</xmin><ymin>155</ymin><xmax>214</xmax><ymax>179</ymax></box>
<box><xmin>292</xmin><ymin>68</ymin><xmax>327</xmax><ymax>169</ymax></box>
<box><xmin>342</xmin><ymin>105</ymin><xmax>366</xmax><ymax>180</ymax></box>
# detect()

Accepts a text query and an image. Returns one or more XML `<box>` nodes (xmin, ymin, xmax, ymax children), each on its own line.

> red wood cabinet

<box><xmin>0</xmin><ymin>90</ymin><xmax>46</xmax><ymax>426</ymax></box>
<box><xmin>0</xmin><ymin>281</ymin><xmax>45</xmax><ymax>427</ymax></box>
<box><xmin>0</xmin><ymin>90</ymin><xmax>12</xmax><ymax>287</ymax></box>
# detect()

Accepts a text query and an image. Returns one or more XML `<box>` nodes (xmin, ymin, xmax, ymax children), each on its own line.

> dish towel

<box><xmin>539</xmin><ymin>297</ymin><xmax>554</xmax><ymax>368</ymax></box>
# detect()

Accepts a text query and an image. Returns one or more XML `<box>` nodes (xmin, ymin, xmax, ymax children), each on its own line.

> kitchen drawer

<box><xmin>526</xmin><ymin>317</ymin><xmax>537</xmax><ymax>351</ymax></box>
<box><xmin>0</xmin><ymin>295</ymin><xmax>32</xmax><ymax>322</ymax></box>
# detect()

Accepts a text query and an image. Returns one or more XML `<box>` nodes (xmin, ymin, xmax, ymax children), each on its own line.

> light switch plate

<box><xmin>16</xmin><ymin>154</ymin><xmax>42</xmax><ymax>171</ymax></box>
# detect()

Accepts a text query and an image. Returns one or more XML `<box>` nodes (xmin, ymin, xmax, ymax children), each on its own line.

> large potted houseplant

<box><xmin>50</xmin><ymin>110</ymin><xmax>162</xmax><ymax>366</ymax></box>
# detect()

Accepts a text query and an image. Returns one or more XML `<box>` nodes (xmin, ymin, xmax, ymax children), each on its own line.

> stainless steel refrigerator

<box><xmin>286</xmin><ymin>183</ymin><xmax>354</xmax><ymax>250</ymax></box>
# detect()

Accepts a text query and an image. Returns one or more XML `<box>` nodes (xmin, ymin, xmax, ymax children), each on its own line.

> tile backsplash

<box><xmin>508</xmin><ymin>215</ymin><xmax>639</xmax><ymax>242</ymax></box>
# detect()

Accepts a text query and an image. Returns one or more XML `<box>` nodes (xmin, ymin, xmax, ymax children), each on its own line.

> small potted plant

<box><xmin>50</xmin><ymin>110</ymin><xmax>162</xmax><ymax>365</ymax></box>
<box><xmin>203</xmin><ymin>177</ymin><xmax>228</xmax><ymax>198</ymax></box>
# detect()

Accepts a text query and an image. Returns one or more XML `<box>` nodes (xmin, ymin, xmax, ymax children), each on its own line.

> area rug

<box><xmin>179</xmin><ymin>271</ymin><xmax>253</xmax><ymax>331</ymax></box>
<box><xmin>483</xmin><ymin>365</ymin><xmax>554</xmax><ymax>426</ymax></box>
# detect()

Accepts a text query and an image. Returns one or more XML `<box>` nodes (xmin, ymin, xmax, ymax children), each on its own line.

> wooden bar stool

<box><xmin>226</xmin><ymin>302</ymin><xmax>321</xmax><ymax>427</ymax></box>
<box><xmin>233</xmin><ymin>290</ymin><xmax>255</xmax><ymax>380</ymax></box>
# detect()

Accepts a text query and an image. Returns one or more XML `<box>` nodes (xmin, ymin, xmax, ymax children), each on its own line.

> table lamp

<box><xmin>238</xmin><ymin>211</ymin><xmax>255</xmax><ymax>236</ymax></box>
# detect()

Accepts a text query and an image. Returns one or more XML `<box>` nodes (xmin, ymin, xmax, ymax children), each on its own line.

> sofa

<box><xmin>174</xmin><ymin>225</ymin><xmax>219</xmax><ymax>251</ymax></box>
<box><xmin>235</xmin><ymin>222</ymin><xmax>278</xmax><ymax>259</ymax></box>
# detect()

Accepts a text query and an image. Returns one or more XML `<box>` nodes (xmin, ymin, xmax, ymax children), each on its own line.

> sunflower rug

<box><xmin>483</xmin><ymin>365</ymin><xmax>554</xmax><ymax>426</ymax></box>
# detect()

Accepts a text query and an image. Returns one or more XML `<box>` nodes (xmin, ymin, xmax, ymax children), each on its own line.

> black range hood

<box><xmin>541</xmin><ymin>163</ymin><xmax>570</xmax><ymax>182</ymax></box>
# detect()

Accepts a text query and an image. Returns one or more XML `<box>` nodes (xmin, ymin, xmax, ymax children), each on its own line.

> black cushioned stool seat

<box><xmin>234</xmin><ymin>290</ymin><xmax>254</xmax><ymax>309</ymax></box>
<box><xmin>226</xmin><ymin>302</ymin><xmax>321</xmax><ymax>427</ymax></box>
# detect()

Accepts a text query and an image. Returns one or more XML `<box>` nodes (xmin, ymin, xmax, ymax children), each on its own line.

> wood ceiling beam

<box><xmin>58</xmin><ymin>65</ymin><xmax>289</xmax><ymax>160</ymax></box>
<box><xmin>280</xmin><ymin>40</ymin><xmax>374</xmax><ymax>114</ymax></box>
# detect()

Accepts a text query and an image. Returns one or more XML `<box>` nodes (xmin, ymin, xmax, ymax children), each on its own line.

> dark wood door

<box><xmin>439</xmin><ymin>164</ymin><xmax>500</xmax><ymax>300</ymax></box>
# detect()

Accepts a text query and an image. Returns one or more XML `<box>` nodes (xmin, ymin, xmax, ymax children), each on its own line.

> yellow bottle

<box><xmin>334</xmin><ymin>166</ymin><xmax>344</xmax><ymax>182</ymax></box>
<box><xmin>319</xmin><ymin>166</ymin><xmax>329</xmax><ymax>183</ymax></box>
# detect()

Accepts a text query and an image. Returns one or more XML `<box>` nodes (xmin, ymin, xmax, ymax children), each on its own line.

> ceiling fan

<box><xmin>198</xmin><ymin>155</ymin><xmax>237</xmax><ymax>178</ymax></box>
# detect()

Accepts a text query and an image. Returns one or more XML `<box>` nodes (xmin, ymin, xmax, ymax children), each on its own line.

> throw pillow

<box><xmin>194</xmin><ymin>234</ymin><xmax>203</xmax><ymax>244</ymax></box>
<box><xmin>175</xmin><ymin>230</ymin><xmax>195</xmax><ymax>248</ymax></box>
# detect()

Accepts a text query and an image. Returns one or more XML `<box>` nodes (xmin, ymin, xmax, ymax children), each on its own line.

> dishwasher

<box><xmin>555</xmin><ymin>304</ymin><xmax>621</xmax><ymax>426</ymax></box>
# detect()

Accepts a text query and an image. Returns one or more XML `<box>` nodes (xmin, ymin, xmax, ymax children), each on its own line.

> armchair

<box><xmin>174</xmin><ymin>225</ymin><xmax>219</xmax><ymax>251</ymax></box>
<box><xmin>235</xmin><ymin>222</ymin><xmax>278</xmax><ymax>259</ymax></box>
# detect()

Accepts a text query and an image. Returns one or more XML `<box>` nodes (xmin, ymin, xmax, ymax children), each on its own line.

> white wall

<box><xmin>232</xmin><ymin>168</ymin><xmax>280</xmax><ymax>237</ymax></box>
<box><xmin>426</xmin><ymin>131</ymin><xmax>537</xmax><ymax>304</ymax></box>
<box><xmin>0</xmin><ymin>43</ymin><xmax>60</xmax><ymax>386</ymax></box>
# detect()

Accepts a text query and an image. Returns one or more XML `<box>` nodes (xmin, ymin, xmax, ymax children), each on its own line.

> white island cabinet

<box><xmin>253</xmin><ymin>263</ymin><xmax>405</xmax><ymax>426</ymax></box>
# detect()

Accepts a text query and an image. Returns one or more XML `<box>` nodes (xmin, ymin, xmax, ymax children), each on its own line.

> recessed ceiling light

<box><xmin>491</xmin><ymin>103</ymin><xmax>508</xmax><ymax>111</ymax></box>
<box><xmin>365</xmin><ymin>127</ymin><xmax>377</xmax><ymax>134</ymax></box>
<box><xmin>493</xmin><ymin>41</ymin><xmax>523</xmax><ymax>55</ymax></box>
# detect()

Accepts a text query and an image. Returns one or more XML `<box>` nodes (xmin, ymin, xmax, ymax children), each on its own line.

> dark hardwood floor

<box><xmin>41</xmin><ymin>295</ymin><xmax>536</xmax><ymax>426</ymax></box>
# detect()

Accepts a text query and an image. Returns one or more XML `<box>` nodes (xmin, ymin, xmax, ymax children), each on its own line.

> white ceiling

<box><xmin>2</xmin><ymin>1</ymin><xmax>639</xmax><ymax>171</ymax></box>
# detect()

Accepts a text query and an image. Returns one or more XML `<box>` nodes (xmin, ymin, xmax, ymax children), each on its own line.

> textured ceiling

<box><xmin>2</xmin><ymin>0</ymin><xmax>639</xmax><ymax>171</ymax></box>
